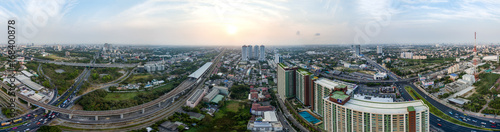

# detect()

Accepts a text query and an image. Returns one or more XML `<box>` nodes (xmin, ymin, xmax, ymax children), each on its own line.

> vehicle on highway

<box><xmin>13</xmin><ymin>118</ymin><xmax>22</xmax><ymax>123</ymax></box>
<box><xmin>492</xmin><ymin>125</ymin><xmax>497</xmax><ymax>128</ymax></box>
<box><xmin>472</xmin><ymin>120</ymin><xmax>477</xmax><ymax>123</ymax></box>
<box><xmin>437</xmin><ymin>123</ymin><xmax>442</xmax><ymax>126</ymax></box>
<box><xmin>481</xmin><ymin>122</ymin><xmax>487</xmax><ymax>125</ymax></box>
<box><xmin>12</xmin><ymin>127</ymin><xmax>17</xmax><ymax>130</ymax></box>
<box><xmin>1</xmin><ymin>122</ymin><xmax>11</xmax><ymax>126</ymax></box>
<box><xmin>36</xmin><ymin>122</ymin><xmax>40</xmax><ymax>125</ymax></box>
<box><xmin>481</xmin><ymin>125</ymin><xmax>485</xmax><ymax>128</ymax></box>
<box><xmin>437</xmin><ymin>119</ymin><xmax>441</xmax><ymax>122</ymax></box>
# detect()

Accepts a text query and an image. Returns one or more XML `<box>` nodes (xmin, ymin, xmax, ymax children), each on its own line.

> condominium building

<box><xmin>400</xmin><ymin>52</ymin><xmax>413</xmax><ymax>59</ymax></box>
<box><xmin>242</xmin><ymin>45</ymin><xmax>248</xmax><ymax>61</ymax></box>
<box><xmin>259</xmin><ymin>45</ymin><xmax>265</xmax><ymax>61</ymax></box>
<box><xmin>277</xmin><ymin>63</ymin><xmax>297</xmax><ymax>101</ymax></box>
<box><xmin>313</xmin><ymin>78</ymin><xmax>358</xmax><ymax>117</ymax></box>
<box><xmin>377</xmin><ymin>46</ymin><xmax>383</xmax><ymax>55</ymax></box>
<box><xmin>323</xmin><ymin>95</ymin><xmax>429</xmax><ymax>132</ymax></box>
<box><xmin>296</xmin><ymin>69</ymin><xmax>313</xmax><ymax>106</ymax></box>
<box><xmin>354</xmin><ymin>45</ymin><xmax>361</xmax><ymax>57</ymax></box>
<box><xmin>247</xmin><ymin>45</ymin><xmax>253</xmax><ymax>60</ymax></box>
<box><xmin>254</xmin><ymin>45</ymin><xmax>259</xmax><ymax>59</ymax></box>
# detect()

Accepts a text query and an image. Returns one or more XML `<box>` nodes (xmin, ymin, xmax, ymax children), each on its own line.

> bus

<box><xmin>13</xmin><ymin>118</ymin><xmax>22</xmax><ymax>123</ymax></box>
<box><xmin>1</xmin><ymin>122</ymin><xmax>11</xmax><ymax>126</ymax></box>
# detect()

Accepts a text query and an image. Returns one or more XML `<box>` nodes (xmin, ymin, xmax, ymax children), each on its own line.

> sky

<box><xmin>0</xmin><ymin>0</ymin><xmax>499</xmax><ymax>46</ymax></box>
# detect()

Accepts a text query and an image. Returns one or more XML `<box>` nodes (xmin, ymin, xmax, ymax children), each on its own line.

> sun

<box><xmin>226</xmin><ymin>25</ymin><xmax>238</xmax><ymax>35</ymax></box>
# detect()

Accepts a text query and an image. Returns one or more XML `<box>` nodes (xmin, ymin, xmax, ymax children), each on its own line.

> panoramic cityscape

<box><xmin>0</xmin><ymin>0</ymin><xmax>500</xmax><ymax>132</ymax></box>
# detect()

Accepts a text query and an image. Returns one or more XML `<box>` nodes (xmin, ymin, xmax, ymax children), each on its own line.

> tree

<box><xmin>109</xmin><ymin>86</ymin><xmax>118</xmax><ymax>92</ymax></box>
<box><xmin>177</xmin><ymin>125</ymin><xmax>185</xmax><ymax>131</ymax></box>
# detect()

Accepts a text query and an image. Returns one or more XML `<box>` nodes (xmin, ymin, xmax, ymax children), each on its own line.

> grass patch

<box><xmin>122</xmin><ymin>74</ymin><xmax>153</xmax><ymax>84</ymax></box>
<box><xmin>103</xmin><ymin>92</ymin><xmax>138</xmax><ymax>101</ymax></box>
<box><xmin>78</xmin><ymin>82</ymin><xmax>177</xmax><ymax>110</ymax></box>
<box><xmin>404</xmin><ymin>86</ymin><xmax>496</xmax><ymax>131</ymax></box>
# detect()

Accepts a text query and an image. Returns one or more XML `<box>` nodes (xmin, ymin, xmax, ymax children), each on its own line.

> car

<box><xmin>38</xmin><ymin>118</ymin><xmax>43</xmax><ymax>122</ymax></box>
<box><xmin>482</xmin><ymin>122</ymin><xmax>487</xmax><ymax>125</ymax></box>
<box><xmin>12</xmin><ymin>127</ymin><xmax>17</xmax><ymax>130</ymax></box>
<box><xmin>437</xmin><ymin>119</ymin><xmax>441</xmax><ymax>122</ymax></box>
<box><xmin>472</xmin><ymin>120</ymin><xmax>477</xmax><ymax>123</ymax></box>
<box><xmin>36</xmin><ymin>122</ymin><xmax>40</xmax><ymax>125</ymax></box>
<box><xmin>481</xmin><ymin>125</ymin><xmax>486</xmax><ymax>128</ymax></box>
<box><xmin>24</xmin><ymin>128</ymin><xmax>30</xmax><ymax>131</ymax></box>
<box><xmin>492</xmin><ymin>125</ymin><xmax>497</xmax><ymax>128</ymax></box>
<box><xmin>437</xmin><ymin>123</ymin><xmax>442</xmax><ymax>126</ymax></box>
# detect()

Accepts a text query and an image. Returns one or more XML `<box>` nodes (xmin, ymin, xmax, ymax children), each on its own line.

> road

<box><xmin>404</xmin><ymin>83</ymin><xmax>500</xmax><ymax>130</ymax></box>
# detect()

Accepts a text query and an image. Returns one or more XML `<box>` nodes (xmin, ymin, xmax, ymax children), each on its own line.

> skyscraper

<box><xmin>254</xmin><ymin>45</ymin><xmax>259</xmax><ymax>59</ymax></box>
<box><xmin>296</xmin><ymin>69</ymin><xmax>313</xmax><ymax>106</ymax></box>
<box><xmin>277</xmin><ymin>63</ymin><xmax>297</xmax><ymax>101</ymax></box>
<box><xmin>247</xmin><ymin>45</ymin><xmax>253</xmax><ymax>60</ymax></box>
<box><xmin>274</xmin><ymin>53</ymin><xmax>282</xmax><ymax>64</ymax></box>
<box><xmin>377</xmin><ymin>46</ymin><xmax>383</xmax><ymax>55</ymax></box>
<box><xmin>242</xmin><ymin>45</ymin><xmax>248</xmax><ymax>61</ymax></box>
<box><xmin>354</xmin><ymin>45</ymin><xmax>361</xmax><ymax>57</ymax></box>
<box><xmin>259</xmin><ymin>45</ymin><xmax>265</xmax><ymax>61</ymax></box>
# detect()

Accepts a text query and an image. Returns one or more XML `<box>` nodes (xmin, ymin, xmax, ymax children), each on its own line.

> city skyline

<box><xmin>0</xmin><ymin>0</ymin><xmax>500</xmax><ymax>46</ymax></box>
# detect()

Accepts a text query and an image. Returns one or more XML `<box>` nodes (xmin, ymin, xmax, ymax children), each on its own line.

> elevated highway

<box><xmin>3</xmin><ymin>49</ymin><xmax>225</xmax><ymax>121</ymax></box>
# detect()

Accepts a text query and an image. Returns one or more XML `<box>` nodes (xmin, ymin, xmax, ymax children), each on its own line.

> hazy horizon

<box><xmin>1</xmin><ymin>0</ymin><xmax>500</xmax><ymax>46</ymax></box>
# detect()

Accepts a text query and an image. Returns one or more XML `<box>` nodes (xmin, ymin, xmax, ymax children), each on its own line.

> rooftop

<box><xmin>188</xmin><ymin>62</ymin><xmax>213</xmax><ymax>79</ymax></box>
<box><xmin>324</xmin><ymin>97</ymin><xmax>428</xmax><ymax>114</ymax></box>
<box><xmin>297</xmin><ymin>68</ymin><xmax>312</xmax><ymax>75</ymax></box>
<box><xmin>330</xmin><ymin>91</ymin><xmax>349</xmax><ymax>101</ymax></box>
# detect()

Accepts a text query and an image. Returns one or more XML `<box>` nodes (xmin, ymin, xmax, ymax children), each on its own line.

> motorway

<box><xmin>0</xmin><ymin>68</ymin><xmax>91</xmax><ymax>132</ymax></box>
<box><xmin>359</xmin><ymin>57</ymin><xmax>499</xmax><ymax>131</ymax></box>
<box><xmin>404</xmin><ymin>83</ymin><xmax>500</xmax><ymax>131</ymax></box>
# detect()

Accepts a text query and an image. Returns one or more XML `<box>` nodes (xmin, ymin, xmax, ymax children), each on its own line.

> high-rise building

<box><xmin>274</xmin><ymin>53</ymin><xmax>282</xmax><ymax>64</ymax></box>
<box><xmin>259</xmin><ymin>45</ymin><xmax>265</xmax><ymax>61</ymax></box>
<box><xmin>354</xmin><ymin>45</ymin><xmax>361</xmax><ymax>57</ymax></box>
<box><xmin>313</xmin><ymin>78</ymin><xmax>358</xmax><ymax>116</ymax></box>
<box><xmin>254</xmin><ymin>45</ymin><xmax>259</xmax><ymax>59</ymax></box>
<box><xmin>247</xmin><ymin>45</ymin><xmax>253</xmax><ymax>60</ymax></box>
<box><xmin>296</xmin><ymin>69</ymin><xmax>313</xmax><ymax>106</ymax></box>
<box><xmin>277</xmin><ymin>63</ymin><xmax>297</xmax><ymax>101</ymax></box>
<box><xmin>323</xmin><ymin>95</ymin><xmax>429</xmax><ymax>132</ymax></box>
<box><xmin>242</xmin><ymin>45</ymin><xmax>248</xmax><ymax>61</ymax></box>
<box><xmin>377</xmin><ymin>46</ymin><xmax>383</xmax><ymax>55</ymax></box>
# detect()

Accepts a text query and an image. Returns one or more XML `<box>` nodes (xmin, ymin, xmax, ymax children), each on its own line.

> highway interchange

<box><xmin>0</xmin><ymin>50</ymin><xmax>225</xmax><ymax>131</ymax></box>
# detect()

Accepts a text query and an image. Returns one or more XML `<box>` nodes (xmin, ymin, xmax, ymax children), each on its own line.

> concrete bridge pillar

<box><xmin>158</xmin><ymin>102</ymin><xmax>161</xmax><ymax>107</ymax></box>
<box><xmin>27</xmin><ymin>102</ymin><xmax>31</xmax><ymax>107</ymax></box>
<box><xmin>95</xmin><ymin>116</ymin><xmax>98</xmax><ymax>121</ymax></box>
<box><xmin>142</xmin><ymin>108</ymin><xmax>145</xmax><ymax>114</ymax></box>
<box><xmin>120</xmin><ymin>114</ymin><xmax>124</xmax><ymax>119</ymax></box>
<box><xmin>69</xmin><ymin>114</ymin><xmax>72</xmax><ymax>119</ymax></box>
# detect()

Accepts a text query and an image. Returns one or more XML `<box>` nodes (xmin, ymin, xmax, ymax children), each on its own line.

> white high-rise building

<box><xmin>242</xmin><ymin>45</ymin><xmax>248</xmax><ymax>61</ymax></box>
<box><xmin>275</xmin><ymin>53</ymin><xmax>282</xmax><ymax>64</ymax></box>
<box><xmin>247</xmin><ymin>45</ymin><xmax>253</xmax><ymax>60</ymax></box>
<box><xmin>254</xmin><ymin>45</ymin><xmax>259</xmax><ymax>59</ymax></box>
<box><xmin>377</xmin><ymin>46</ymin><xmax>383</xmax><ymax>55</ymax></box>
<box><xmin>259</xmin><ymin>45</ymin><xmax>265</xmax><ymax>61</ymax></box>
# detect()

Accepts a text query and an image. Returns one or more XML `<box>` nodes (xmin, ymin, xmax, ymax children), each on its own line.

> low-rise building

<box><xmin>251</xmin><ymin>103</ymin><xmax>275</xmax><ymax>116</ymax></box>
<box><xmin>186</xmin><ymin>88</ymin><xmax>207</xmax><ymax>108</ymax></box>
<box><xmin>247</xmin><ymin>111</ymin><xmax>283</xmax><ymax>131</ymax></box>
